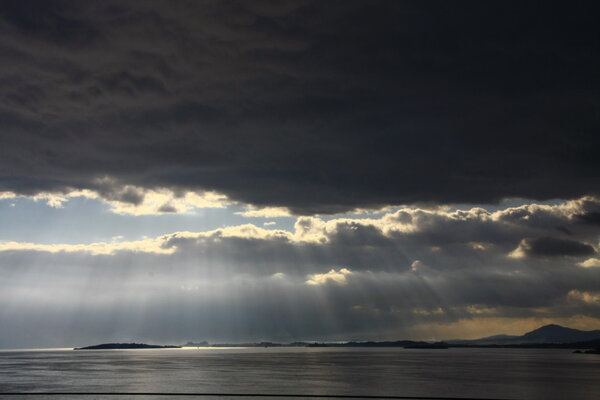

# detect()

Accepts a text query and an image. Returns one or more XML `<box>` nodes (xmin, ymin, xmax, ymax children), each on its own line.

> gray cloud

<box><xmin>157</xmin><ymin>203</ymin><xmax>177</xmax><ymax>213</ymax></box>
<box><xmin>1</xmin><ymin>199</ymin><xmax>599</xmax><ymax>347</ymax></box>
<box><xmin>0</xmin><ymin>1</ymin><xmax>599</xmax><ymax>213</ymax></box>
<box><xmin>516</xmin><ymin>237</ymin><xmax>596</xmax><ymax>258</ymax></box>
<box><xmin>577</xmin><ymin>212</ymin><xmax>600</xmax><ymax>226</ymax></box>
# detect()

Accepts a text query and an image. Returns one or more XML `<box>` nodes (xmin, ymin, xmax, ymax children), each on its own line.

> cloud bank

<box><xmin>0</xmin><ymin>1</ymin><xmax>598</xmax><ymax>213</ymax></box>
<box><xmin>1</xmin><ymin>198</ymin><xmax>598</xmax><ymax>347</ymax></box>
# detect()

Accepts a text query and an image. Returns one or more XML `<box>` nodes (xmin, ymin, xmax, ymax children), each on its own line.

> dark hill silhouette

<box><xmin>449</xmin><ymin>324</ymin><xmax>600</xmax><ymax>345</ymax></box>
<box><xmin>451</xmin><ymin>334</ymin><xmax>519</xmax><ymax>345</ymax></box>
<box><xmin>520</xmin><ymin>324</ymin><xmax>600</xmax><ymax>343</ymax></box>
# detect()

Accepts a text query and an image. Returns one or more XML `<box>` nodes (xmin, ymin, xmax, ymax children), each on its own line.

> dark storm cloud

<box><xmin>1</xmin><ymin>1</ymin><xmax>599</xmax><ymax>213</ymax></box>
<box><xmin>157</xmin><ymin>203</ymin><xmax>177</xmax><ymax>213</ymax></box>
<box><xmin>516</xmin><ymin>237</ymin><xmax>596</xmax><ymax>258</ymax></box>
<box><xmin>576</xmin><ymin>212</ymin><xmax>600</xmax><ymax>226</ymax></box>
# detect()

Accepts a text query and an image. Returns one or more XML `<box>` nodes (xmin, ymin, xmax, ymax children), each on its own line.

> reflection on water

<box><xmin>0</xmin><ymin>347</ymin><xmax>598</xmax><ymax>400</ymax></box>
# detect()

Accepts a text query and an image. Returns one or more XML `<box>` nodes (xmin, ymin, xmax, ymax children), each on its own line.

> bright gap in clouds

<box><xmin>0</xmin><ymin>194</ymin><xmax>599</xmax><ymax>348</ymax></box>
<box><xmin>0</xmin><ymin>191</ymin><xmax>296</xmax><ymax>244</ymax></box>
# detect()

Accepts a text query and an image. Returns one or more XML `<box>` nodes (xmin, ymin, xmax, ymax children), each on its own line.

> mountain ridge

<box><xmin>449</xmin><ymin>324</ymin><xmax>600</xmax><ymax>345</ymax></box>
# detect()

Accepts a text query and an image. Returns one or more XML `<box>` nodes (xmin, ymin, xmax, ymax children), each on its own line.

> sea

<box><xmin>0</xmin><ymin>347</ymin><xmax>598</xmax><ymax>400</ymax></box>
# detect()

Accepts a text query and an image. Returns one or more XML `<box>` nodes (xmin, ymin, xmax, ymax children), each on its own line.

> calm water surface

<box><xmin>0</xmin><ymin>347</ymin><xmax>598</xmax><ymax>400</ymax></box>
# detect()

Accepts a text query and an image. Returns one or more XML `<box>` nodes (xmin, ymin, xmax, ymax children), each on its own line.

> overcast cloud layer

<box><xmin>1</xmin><ymin>1</ymin><xmax>599</xmax><ymax>213</ymax></box>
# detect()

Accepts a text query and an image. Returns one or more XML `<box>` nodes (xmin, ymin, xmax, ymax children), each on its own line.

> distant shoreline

<box><xmin>74</xmin><ymin>343</ymin><xmax>181</xmax><ymax>350</ymax></box>
<box><xmin>70</xmin><ymin>339</ymin><xmax>600</xmax><ymax>351</ymax></box>
<box><xmin>6</xmin><ymin>324</ymin><xmax>598</xmax><ymax>352</ymax></box>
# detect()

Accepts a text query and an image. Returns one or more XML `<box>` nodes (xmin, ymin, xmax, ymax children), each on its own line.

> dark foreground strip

<box><xmin>0</xmin><ymin>393</ymin><xmax>512</xmax><ymax>400</ymax></box>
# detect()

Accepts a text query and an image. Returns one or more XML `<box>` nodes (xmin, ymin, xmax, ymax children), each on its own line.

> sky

<box><xmin>0</xmin><ymin>0</ymin><xmax>599</xmax><ymax>348</ymax></box>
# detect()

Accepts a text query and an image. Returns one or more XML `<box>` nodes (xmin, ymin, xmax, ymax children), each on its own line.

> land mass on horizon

<box><xmin>205</xmin><ymin>324</ymin><xmax>600</xmax><ymax>348</ymax></box>
<box><xmin>74</xmin><ymin>343</ymin><xmax>181</xmax><ymax>350</ymax></box>
<box><xmin>447</xmin><ymin>324</ymin><xmax>600</xmax><ymax>345</ymax></box>
<box><xmin>74</xmin><ymin>324</ymin><xmax>600</xmax><ymax>351</ymax></box>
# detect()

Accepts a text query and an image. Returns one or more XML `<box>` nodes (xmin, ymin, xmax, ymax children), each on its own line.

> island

<box><xmin>573</xmin><ymin>348</ymin><xmax>600</xmax><ymax>354</ymax></box>
<box><xmin>74</xmin><ymin>343</ymin><xmax>181</xmax><ymax>350</ymax></box>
